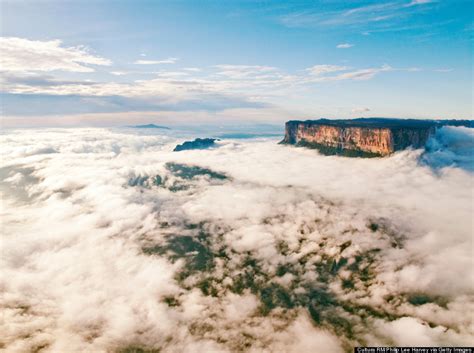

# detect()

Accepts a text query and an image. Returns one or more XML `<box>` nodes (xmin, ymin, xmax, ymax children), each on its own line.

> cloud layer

<box><xmin>1</xmin><ymin>127</ymin><xmax>473</xmax><ymax>352</ymax></box>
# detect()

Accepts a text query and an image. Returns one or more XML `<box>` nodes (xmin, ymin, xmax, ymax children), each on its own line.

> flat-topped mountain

<box><xmin>281</xmin><ymin>118</ymin><xmax>473</xmax><ymax>157</ymax></box>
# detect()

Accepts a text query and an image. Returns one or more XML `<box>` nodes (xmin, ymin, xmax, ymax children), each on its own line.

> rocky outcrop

<box><xmin>173</xmin><ymin>138</ymin><xmax>218</xmax><ymax>152</ymax></box>
<box><xmin>281</xmin><ymin>118</ymin><xmax>472</xmax><ymax>157</ymax></box>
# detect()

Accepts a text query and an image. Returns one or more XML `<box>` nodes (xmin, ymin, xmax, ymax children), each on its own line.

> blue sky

<box><xmin>1</xmin><ymin>0</ymin><xmax>472</xmax><ymax>127</ymax></box>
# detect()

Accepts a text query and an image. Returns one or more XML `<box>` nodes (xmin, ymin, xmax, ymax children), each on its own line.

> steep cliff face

<box><xmin>294</xmin><ymin>124</ymin><xmax>394</xmax><ymax>155</ymax></box>
<box><xmin>282</xmin><ymin>119</ymin><xmax>442</xmax><ymax>157</ymax></box>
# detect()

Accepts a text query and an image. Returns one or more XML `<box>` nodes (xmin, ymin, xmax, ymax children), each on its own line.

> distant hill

<box><xmin>128</xmin><ymin>124</ymin><xmax>170</xmax><ymax>129</ymax></box>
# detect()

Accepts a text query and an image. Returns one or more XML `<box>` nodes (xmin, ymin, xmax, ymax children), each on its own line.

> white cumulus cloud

<box><xmin>0</xmin><ymin>37</ymin><xmax>111</xmax><ymax>73</ymax></box>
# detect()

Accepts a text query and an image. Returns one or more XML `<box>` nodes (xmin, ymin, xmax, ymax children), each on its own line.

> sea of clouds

<box><xmin>1</xmin><ymin>126</ymin><xmax>473</xmax><ymax>352</ymax></box>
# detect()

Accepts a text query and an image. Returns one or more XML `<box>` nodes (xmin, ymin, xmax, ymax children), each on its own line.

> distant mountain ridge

<box><xmin>128</xmin><ymin>124</ymin><xmax>170</xmax><ymax>129</ymax></box>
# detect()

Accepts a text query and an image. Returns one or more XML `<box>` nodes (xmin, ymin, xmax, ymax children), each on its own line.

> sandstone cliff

<box><xmin>281</xmin><ymin>118</ymin><xmax>472</xmax><ymax>157</ymax></box>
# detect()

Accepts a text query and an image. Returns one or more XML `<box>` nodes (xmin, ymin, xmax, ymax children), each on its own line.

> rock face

<box><xmin>281</xmin><ymin>118</ymin><xmax>472</xmax><ymax>157</ymax></box>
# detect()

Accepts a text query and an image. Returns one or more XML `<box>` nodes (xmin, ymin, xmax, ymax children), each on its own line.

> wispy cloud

<box><xmin>306</xmin><ymin>64</ymin><xmax>349</xmax><ymax>76</ymax></box>
<box><xmin>330</xmin><ymin>64</ymin><xmax>393</xmax><ymax>81</ymax></box>
<box><xmin>153</xmin><ymin>71</ymin><xmax>189</xmax><ymax>78</ymax></box>
<box><xmin>306</xmin><ymin>64</ymin><xmax>394</xmax><ymax>82</ymax></box>
<box><xmin>336</xmin><ymin>43</ymin><xmax>354</xmax><ymax>49</ymax></box>
<box><xmin>134</xmin><ymin>58</ymin><xmax>179</xmax><ymax>65</ymax></box>
<box><xmin>0</xmin><ymin>37</ymin><xmax>111</xmax><ymax>73</ymax></box>
<box><xmin>2</xmin><ymin>61</ymin><xmax>413</xmax><ymax>112</ymax></box>
<box><xmin>183</xmin><ymin>67</ymin><xmax>202</xmax><ymax>72</ymax></box>
<box><xmin>0</xmin><ymin>72</ymin><xmax>97</xmax><ymax>87</ymax></box>
<box><xmin>214</xmin><ymin>65</ymin><xmax>277</xmax><ymax>79</ymax></box>
<box><xmin>405</xmin><ymin>0</ymin><xmax>435</xmax><ymax>7</ymax></box>
<box><xmin>110</xmin><ymin>71</ymin><xmax>129</xmax><ymax>76</ymax></box>
<box><xmin>434</xmin><ymin>68</ymin><xmax>453</xmax><ymax>72</ymax></box>
<box><xmin>279</xmin><ymin>0</ymin><xmax>436</xmax><ymax>30</ymax></box>
<box><xmin>351</xmin><ymin>107</ymin><xmax>371</xmax><ymax>113</ymax></box>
